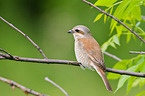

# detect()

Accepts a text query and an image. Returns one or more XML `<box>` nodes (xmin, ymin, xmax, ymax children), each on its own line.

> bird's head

<box><xmin>68</xmin><ymin>25</ymin><xmax>92</xmax><ymax>39</ymax></box>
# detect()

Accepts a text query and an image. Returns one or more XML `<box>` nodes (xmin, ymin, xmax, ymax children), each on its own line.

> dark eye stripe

<box><xmin>75</xmin><ymin>29</ymin><xmax>84</xmax><ymax>34</ymax></box>
<box><xmin>78</xmin><ymin>30</ymin><xmax>84</xmax><ymax>35</ymax></box>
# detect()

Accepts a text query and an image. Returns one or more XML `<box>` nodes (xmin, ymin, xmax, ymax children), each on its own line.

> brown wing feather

<box><xmin>79</xmin><ymin>37</ymin><xmax>106</xmax><ymax>71</ymax></box>
<box><xmin>79</xmin><ymin>37</ymin><xmax>112</xmax><ymax>91</ymax></box>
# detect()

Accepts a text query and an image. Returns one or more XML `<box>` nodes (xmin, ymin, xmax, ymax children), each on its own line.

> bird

<box><xmin>68</xmin><ymin>25</ymin><xmax>112</xmax><ymax>91</ymax></box>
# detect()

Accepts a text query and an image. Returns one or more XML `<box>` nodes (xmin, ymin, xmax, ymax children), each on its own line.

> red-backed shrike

<box><xmin>68</xmin><ymin>25</ymin><xmax>112</xmax><ymax>91</ymax></box>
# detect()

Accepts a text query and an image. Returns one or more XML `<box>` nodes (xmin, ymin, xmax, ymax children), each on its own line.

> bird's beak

<box><xmin>68</xmin><ymin>30</ymin><xmax>74</xmax><ymax>34</ymax></box>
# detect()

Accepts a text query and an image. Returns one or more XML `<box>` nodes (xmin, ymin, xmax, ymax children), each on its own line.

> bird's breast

<box><xmin>75</xmin><ymin>40</ymin><xmax>93</xmax><ymax>70</ymax></box>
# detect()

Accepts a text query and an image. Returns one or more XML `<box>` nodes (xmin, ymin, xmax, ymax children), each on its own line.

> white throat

<box><xmin>73</xmin><ymin>33</ymin><xmax>85</xmax><ymax>40</ymax></box>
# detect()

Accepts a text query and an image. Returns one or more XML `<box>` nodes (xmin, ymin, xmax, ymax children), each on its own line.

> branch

<box><xmin>129</xmin><ymin>51</ymin><xmax>145</xmax><ymax>54</ymax></box>
<box><xmin>45</xmin><ymin>77</ymin><xmax>69</xmax><ymax>96</ymax></box>
<box><xmin>104</xmin><ymin>51</ymin><xmax>122</xmax><ymax>61</ymax></box>
<box><xmin>106</xmin><ymin>68</ymin><xmax>145</xmax><ymax>77</ymax></box>
<box><xmin>82</xmin><ymin>0</ymin><xmax>145</xmax><ymax>43</ymax></box>
<box><xmin>1</xmin><ymin>52</ymin><xmax>145</xmax><ymax>78</ymax></box>
<box><xmin>0</xmin><ymin>52</ymin><xmax>79</xmax><ymax>66</ymax></box>
<box><xmin>0</xmin><ymin>76</ymin><xmax>49</xmax><ymax>96</ymax></box>
<box><xmin>0</xmin><ymin>16</ymin><xmax>48</xmax><ymax>59</ymax></box>
<box><xmin>104</xmin><ymin>52</ymin><xmax>145</xmax><ymax>77</ymax></box>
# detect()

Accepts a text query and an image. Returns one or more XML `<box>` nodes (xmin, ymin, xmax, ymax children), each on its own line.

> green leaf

<box><xmin>94</xmin><ymin>0</ymin><xmax>117</xmax><ymax>7</ymax></box>
<box><xmin>112</xmin><ymin>60</ymin><xmax>130</xmax><ymax>70</ymax></box>
<box><xmin>121</xmin><ymin>21</ymin><xmax>129</xmax><ymax>32</ymax></box>
<box><xmin>114</xmin><ymin>75</ymin><xmax>130</xmax><ymax>93</ymax></box>
<box><xmin>107</xmin><ymin>6</ymin><xmax>114</xmax><ymax>21</ymax></box>
<box><xmin>134</xmin><ymin>60</ymin><xmax>145</xmax><ymax>81</ymax></box>
<box><xmin>104</xmin><ymin>9</ymin><xmax>108</xmax><ymax>23</ymax></box>
<box><xmin>101</xmin><ymin>42</ymin><xmax>109</xmax><ymax>52</ymax></box>
<box><xmin>133</xmin><ymin>55</ymin><xmax>144</xmax><ymax>65</ymax></box>
<box><xmin>110</xmin><ymin>42</ymin><xmax>116</xmax><ymax>48</ymax></box>
<box><xmin>101</xmin><ymin>34</ymin><xmax>120</xmax><ymax>51</ymax></box>
<box><xmin>109</xmin><ymin>60</ymin><xmax>131</xmax><ymax>79</ymax></box>
<box><xmin>127</xmin><ymin>77</ymin><xmax>136</xmax><ymax>94</ymax></box>
<box><xmin>109</xmin><ymin>6</ymin><xmax>114</xmax><ymax>15</ymax></box>
<box><xmin>107</xmin><ymin>73</ymin><xmax>121</xmax><ymax>80</ymax></box>
<box><xmin>136</xmin><ymin>90</ymin><xmax>145</xmax><ymax>96</ymax></box>
<box><xmin>110</xmin><ymin>21</ymin><xmax>117</xmax><ymax>34</ymax></box>
<box><xmin>141</xmin><ymin>61</ymin><xmax>145</xmax><ymax>73</ymax></box>
<box><xmin>111</xmin><ymin>0</ymin><xmax>132</xmax><ymax>31</ymax></box>
<box><xmin>132</xmin><ymin>79</ymin><xmax>140</xmax><ymax>87</ymax></box>
<box><xmin>123</xmin><ymin>0</ymin><xmax>140</xmax><ymax>19</ymax></box>
<box><xmin>135</xmin><ymin>64</ymin><xmax>142</xmax><ymax>72</ymax></box>
<box><xmin>112</xmin><ymin>0</ymin><xmax>130</xmax><ymax>20</ymax></box>
<box><xmin>127</xmin><ymin>64</ymin><xmax>139</xmax><ymax>72</ymax></box>
<box><xmin>104</xmin><ymin>14</ymin><xmax>107</xmax><ymax>23</ymax></box>
<box><xmin>135</xmin><ymin>21</ymin><xmax>141</xmax><ymax>31</ymax></box>
<box><xmin>113</xmin><ymin>35</ymin><xmax>120</xmax><ymax>45</ymax></box>
<box><xmin>137</xmin><ymin>27</ymin><xmax>145</xmax><ymax>34</ymax></box>
<box><xmin>94</xmin><ymin>13</ymin><xmax>103</xmax><ymax>22</ymax></box>
<box><xmin>140</xmin><ymin>78</ymin><xmax>145</xmax><ymax>88</ymax></box>
<box><xmin>126</xmin><ymin>33</ymin><xmax>131</xmax><ymax>43</ymax></box>
<box><xmin>115</xmin><ymin>64</ymin><xmax>138</xmax><ymax>93</ymax></box>
<box><xmin>132</xmin><ymin>4</ymin><xmax>141</xmax><ymax>21</ymax></box>
<box><xmin>116</xmin><ymin>26</ymin><xmax>122</xmax><ymax>36</ymax></box>
<box><xmin>132</xmin><ymin>34</ymin><xmax>136</xmax><ymax>40</ymax></box>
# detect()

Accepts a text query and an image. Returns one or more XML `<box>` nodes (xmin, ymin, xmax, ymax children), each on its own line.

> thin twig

<box><xmin>82</xmin><ymin>0</ymin><xmax>145</xmax><ymax>43</ymax></box>
<box><xmin>0</xmin><ymin>76</ymin><xmax>49</xmax><ymax>96</ymax></box>
<box><xmin>0</xmin><ymin>48</ymin><xmax>14</xmax><ymax>58</ymax></box>
<box><xmin>45</xmin><ymin>77</ymin><xmax>69</xmax><ymax>96</ymax></box>
<box><xmin>104</xmin><ymin>51</ymin><xmax>122</xmax><ymax>61</ymax></box>
<box><xmin>103</xmin><ymin>52</ymin><xmax>145</xmax><ymax>77</ymax></box>
<box><xmin>0</xmin><ymin>52</ymin><xmax>145</xmax><ymax>78</ymax></box>
<box><xmin>0</xmin><ymin>16</ymin><xmax>48</xmax><ymax>59</ymax></box>
<box><xmin>129</xmin><ymin>51</ymin><xmax>145</xmax><ymax>54</ymax></box>
<box><xmin>106</xmin><ymin>68</ymin><xmax>145</xmax><ymax>77</ymax></box>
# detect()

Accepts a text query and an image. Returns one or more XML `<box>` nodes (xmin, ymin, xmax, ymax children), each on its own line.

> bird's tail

<box><xmin>92</xmin><ymin>64</ymin><xmax>112</xmax><ymax>91</ymax></box>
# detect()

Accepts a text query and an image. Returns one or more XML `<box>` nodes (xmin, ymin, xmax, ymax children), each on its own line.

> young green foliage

<box><xmin>93</xmin><ymin>0</ymin><xmax>145</xmax><ymax>95</ymax></box>
<box><xmin>101</xmin><ymin>34</ymin><xmax>120</xmax><ymax>52</ymax></box>
<box><xmin>94</xmin><ymin>0</ymin><xmax>145</xmax><ymax>51</ymax></box>
<box><xmin>107</xmin><ymin>55</ymin><xmax>145</xmax><ymax>94</ymax></box>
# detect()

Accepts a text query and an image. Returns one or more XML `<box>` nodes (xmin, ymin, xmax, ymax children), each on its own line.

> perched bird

<box><xmin>68</xmin><ymin>25</ymin><xmax>112</xmax><ymax>91</ymax></box>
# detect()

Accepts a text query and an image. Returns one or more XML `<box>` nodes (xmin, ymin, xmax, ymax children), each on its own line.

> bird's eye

<box><xmin>75</xmin><ymin>29</ymin><xmax>80</xmax><ymax>32</ymax></box>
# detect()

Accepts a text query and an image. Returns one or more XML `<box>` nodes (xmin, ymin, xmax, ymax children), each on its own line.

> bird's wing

<box><xmin>79</xmin><ymin>37</ymin><xmax>106</xmax><ymax>71</ymax></box>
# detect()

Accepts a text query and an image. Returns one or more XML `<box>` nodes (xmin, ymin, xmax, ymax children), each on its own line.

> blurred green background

<box><xmin>0</xmin><ymin>0</ymin><xmax>145</xmax><ymax>96</ymax></box>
